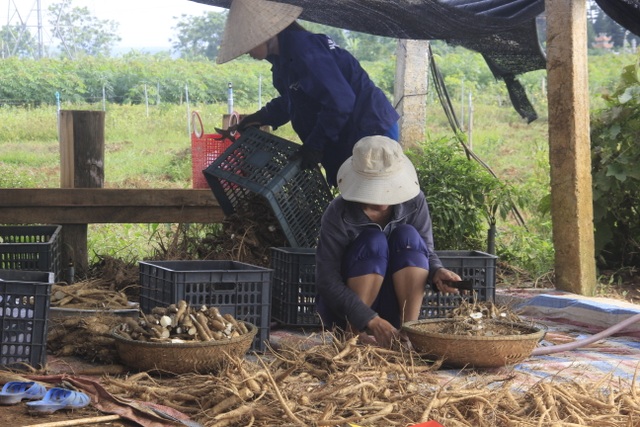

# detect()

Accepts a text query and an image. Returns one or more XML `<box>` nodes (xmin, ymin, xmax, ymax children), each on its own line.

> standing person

<box><xmin>216</xmin><ymin>0</ymin><xmax>400</xmax><ymax>187</ymax></box>
<box><xmin>315</xmin><ymin>135</ymin><xmax>462</xmax><ymax>348</ymax></box>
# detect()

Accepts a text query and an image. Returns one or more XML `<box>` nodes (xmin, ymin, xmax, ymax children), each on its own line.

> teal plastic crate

<box><xmin>139</xmin><ymin>260</ymin><xmax>272</xmax><ymax>352</ymax></box>
<box><xmin>270</xmin><ymin>247</ymin><xmax>318</xmax><ymax>327</ymax></box>
<box><xmin>420</xmin><ymin>250</ymin><xmax>498</xmax><ymax>318</ymax></box>
<box><xmin>203</xmin><ymin>127</ymin><xmax>333</xmax><ymax>248</ymax></box>
<box><xmin>0</xmin><ymin>270</ymin><xmax>52</xmax><ymax>369</ymax></box>
<box><xmin>0</xmin><ymin>225</ymin><xmax>62</xmax><ymax>282</ymax></box>
<box><xmin>269</xmin><ymin>248</ymin><xmax>498</xmax><ymax>327</ymax></box>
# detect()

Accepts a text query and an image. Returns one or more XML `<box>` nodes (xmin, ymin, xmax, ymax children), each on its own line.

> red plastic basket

<box><xmin>191</xmin><ymin>111</ymin><xmax>239</xmax><ymax>189</ymax></box>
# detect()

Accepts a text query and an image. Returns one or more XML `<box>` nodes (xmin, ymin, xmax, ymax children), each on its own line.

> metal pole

<box><xmin>37</xmin><ymin>0</ymin><xmax>43</xmax><ymax>58</ymax></box>
<box><xmin>144</xmin><ymin>84</ymin><xmax>149</xmax><ymax>117</ymax></box>
<box><xmin>185</xmin><ymin>84</ymin><xmax>191</xmax><ymax>136</ymax></box>
<box><xmin>259</xmin><ymin>75</ymin><xmax>262</xmax><ymax>109</ymax></box>
<box><xmin>467</xmin><ymin>92</ymin><xmax>473</xmax><ymax>150</ymax></box>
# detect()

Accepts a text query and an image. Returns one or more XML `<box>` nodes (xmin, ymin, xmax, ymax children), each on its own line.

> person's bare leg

<box><xmin>393</xmin><ymin>266</ymin><xmax>428</xmax><ymax>323</ymax></box>
<box><xmin>346</xmin><ymin>273</ymin><xmax>384</xmax><ymax>345</ymax></box>
<box><xmin>392</xmin><ymin>266</ymin><xmax>428</xmax><ymax>350</ymax></box>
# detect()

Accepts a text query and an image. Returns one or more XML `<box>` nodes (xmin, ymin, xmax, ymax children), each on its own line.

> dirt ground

<box><xmin>0</xmin><ymin>405</ymin><xmax>138</xmax><ymax>427</ymax></box>
<box><xmin>3</xmin><ymin>220</ymin><xmax>639</xmax><ymax>426</ymax></box>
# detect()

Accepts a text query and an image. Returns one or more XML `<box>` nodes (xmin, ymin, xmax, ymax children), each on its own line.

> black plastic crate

<box><xmin>0</xmin><ymin>273</ymin><xmax>52</xmax><ymax>369</ymax></box>
<box><xmin>269</xmin><ymin>248</ymin><xmax>498</xmax><ymax>326</ymax></box>
<box><xmin>139</xmin><ymin>260</ymin><xmax>272</xmax><ymax>352</ymax></box>
<box><xmin>203</xmin><ymin>127</ymin><xmax>333</xmax><ymax>248</ymax></box>
<box><xmin>270</xmin><ymin>247</ymin><xmax>318</xmax><ymax>327</ymax></box>
<box><xmin>420</xmin><ymin>250</ymin><xmax>498</xmax><ymax>318</ymax></box>
<box><xmin>0</xmin><ymin>270</ymin><xmax>54</xmax><ymax>284</ymax></box>
<box><xmin>0</xmin><ymin>225</ymin><xmax>62</xmax><ymax>282</ymax></box>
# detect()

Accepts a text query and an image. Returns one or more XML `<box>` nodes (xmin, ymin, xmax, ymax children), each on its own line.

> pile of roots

<box><xmin>101</xmin><ymin>334</ymin><xmax>640</xmax><ymax>427</ymax></box>
<box><xmin>50</xmin><ymin>280</ymin><xmax>132</xmax><ymax>310</ymax></box>
<box><xmin>47</xmin><ymin>314</ymin><xmax>123</xmax><ymax>363</ymax></box>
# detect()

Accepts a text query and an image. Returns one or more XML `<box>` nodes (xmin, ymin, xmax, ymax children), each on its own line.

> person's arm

<box><xmin>410</xmin><ymin>193</ymin><xmax>460</xmax><ymax>293</ymax></box>
<box><xmin>315</xmin><ymin>200</ymin><xmax>378</xmax><ymax>331</ymax></box>
<box><xmin>261</xmin><ymin>96</ymin><xmax>291</xmax><ymax>129</ymax></box>
<box><xmin>246</xmin><ymin>60</ymin><xmax>293</xmax><ymax>130</ymax></box>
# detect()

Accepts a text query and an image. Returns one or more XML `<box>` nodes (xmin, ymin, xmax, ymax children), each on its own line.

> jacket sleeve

<box><xmin>315</xmin><ymin>200</ymin><xmax>378</xmax><ymax>331</ymax></box>
<box><xmin>411</xmin><ymin>193</ymin><xmax>444</xmax><ymax>276</ymax></box>
<box><xmin>261</xmin><ymin>96</ymin><xmax>291</xmax><ymax>130</ymax></box>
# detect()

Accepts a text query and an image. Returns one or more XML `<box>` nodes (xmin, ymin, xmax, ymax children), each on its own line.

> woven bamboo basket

<box><xmin>402</xmin><ymin>318</ymin><xmax>546</xmax><ymax>369</ymax></box>
<box><xmin>111</xmin><ymin>321</ymin><xmax>257</xmax><ymax>374</ymax></box>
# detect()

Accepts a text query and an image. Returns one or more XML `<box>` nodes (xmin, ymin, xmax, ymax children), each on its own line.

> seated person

<box><xmin>315</xmin><ymin>135</ymin><xmax>461</xmax><ymax>347</ymax></box>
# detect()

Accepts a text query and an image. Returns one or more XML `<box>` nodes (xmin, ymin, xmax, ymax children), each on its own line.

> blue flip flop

<box><xmin>0</xmin><ymin>381</ymin><xmax>47</xmax><ymax>405</ymax></box>
<box><xmin>26</xmin><ymin>387</ymin><xmax>91</xmax><ymax>414</ymax></box>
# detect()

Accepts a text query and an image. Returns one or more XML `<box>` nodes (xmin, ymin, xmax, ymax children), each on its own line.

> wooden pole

<box><xmin>58</xmin><ymin>110</ymin><xmax>105</xmax><ymax>280</ymax></box>
<box><xmin>545</xmin><ymin>0</ymin><xmax>596</xmax><ymax>295</ymax></box>
<box><xmin>394</xmin><ymin>39</ymin><xmax>428</xmax><ymax>148</ymax></box>
<box><xmin>24</xmin><ymin>415</ymin><xmax>121</xmax><ymax>427</ymax></box>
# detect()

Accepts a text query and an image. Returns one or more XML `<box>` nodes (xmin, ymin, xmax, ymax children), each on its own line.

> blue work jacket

<box><xmin>261</xmin><ymin>28</ymin><xmax>399</xmax><ymax>186</ymax></box>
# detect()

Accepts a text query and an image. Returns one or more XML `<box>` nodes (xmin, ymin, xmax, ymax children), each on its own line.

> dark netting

<box><xmin>595</xmin><ymin>0</ymin><xmax>640</xmax><ymax>38</ymax></box>
<box><xmin>448</xmin><ymin>19</ymin><xmax>546</xmax><ymax>123</ymax></box>
<box><xmin>190</xmin><ymin>0</ymin><xmax>640</xmax><ymax>120</ymax></box>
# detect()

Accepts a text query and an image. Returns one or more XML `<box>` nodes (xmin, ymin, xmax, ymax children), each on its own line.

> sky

<box><xmin>2</xmin><ymin>0</ymin><xmax>224</xmax><ymax>51</ymax></box>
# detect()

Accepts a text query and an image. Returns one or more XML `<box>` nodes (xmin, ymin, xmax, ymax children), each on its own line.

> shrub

<box><xmin>408</xmin><ymin>136</ymin><xmax>518</xmax><ymax>251</ymax></box>
<box><xmin>591</xmin><ymin>54</ymin><xmax>640</xmax><ymax>268</ymax></box>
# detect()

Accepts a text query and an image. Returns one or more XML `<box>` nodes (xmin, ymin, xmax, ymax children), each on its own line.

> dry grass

<box><xmin>100</xmin><ymin>334</ymin><xmax>640</xmax><ymax>427</ymax></box>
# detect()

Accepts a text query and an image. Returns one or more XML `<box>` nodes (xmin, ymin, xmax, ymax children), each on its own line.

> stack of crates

<box><xmin>203</xmin><ymin>127</ymin><xmax>333</xmax><ymax>248</ymax></box>
<box><xmin>0</xmin><ymin>225</ymin><xmax>62</xmax><ymax>282</ymax></box>
<box><xmin>0</xmin><ymin>270</ymin><xmax>53</xmax><ymax>369</ymax></box>
<box><xmin>270</xmin><ymin>248</ymin><xmax>498</xmax><ymax>327</ymax></box>
<box><xmin>139</xmin><ymin>260</ymin><xmax>273</xmax><ymax>352</ymax></box>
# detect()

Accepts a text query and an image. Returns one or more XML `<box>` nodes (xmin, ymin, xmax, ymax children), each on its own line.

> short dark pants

<box><xmin>316</xmin><ymin>224</ymin><xmax>429</xmax><ymax>330</ymax></box>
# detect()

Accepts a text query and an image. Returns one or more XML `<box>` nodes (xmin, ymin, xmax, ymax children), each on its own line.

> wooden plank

<box><xmin>0</xmin><ymin>189</ymin><xmax>224</xmax><ymax>224</ymax></box>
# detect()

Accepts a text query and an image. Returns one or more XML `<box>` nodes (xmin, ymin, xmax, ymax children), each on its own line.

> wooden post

<box><xmin>394</xmin><ymin>39</ymin><xmax>429</xmax><ymax>148</ymax></box>
<box><xmin>546</xmin><ymin>0</ymin><xmax>596</xmax><ymax>295</ymax></box>
<box><xmin>59</xmin><ymin>110</ymin><xmax>105</xmax><ymax>279</ymax></box>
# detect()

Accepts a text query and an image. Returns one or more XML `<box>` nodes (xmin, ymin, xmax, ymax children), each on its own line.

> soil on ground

<box><xmin>0</xmin><ymin>404</ymin><xmax>139</xmax><ymax>427</ymax></box>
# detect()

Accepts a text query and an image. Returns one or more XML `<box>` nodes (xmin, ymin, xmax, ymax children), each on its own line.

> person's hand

<box><xmin>236</xmin><ymin>111</ymin><xmax>265</xmax><ymax>131</ymax></box>
<box><xmin>299</xmin><ymin>145</ymin><xmax>323</xmax><ymax>169</ymax></box>
<box><xmin>366</xmin><ymin>315</ymin><xmax>399</xmax><ymax>348</ymax></box>
<box><xmin>432</xmin><ymin>268</ymin><xmax>462</xmax><ymax>294</ymax></box>
<box><xmin>289</xmin><ymin>145</ymin><xmax>323</xmax><ymax>170</ymax></box>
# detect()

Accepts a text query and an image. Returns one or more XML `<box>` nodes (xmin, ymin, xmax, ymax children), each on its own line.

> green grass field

<box><xmin>0</xmin><ymin>96</ymin><xmax>551</xmax><ymax>275</ymax></box>
<box><xmin>8</xmin><ymin>46</ymin><xmax>632</xmax><ymax>280</ymax></box>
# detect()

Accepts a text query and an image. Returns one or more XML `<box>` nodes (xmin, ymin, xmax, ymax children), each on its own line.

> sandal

<box><xmin>26</xmin><ymin>387</ymin><xmax>90</xmax><ymax>414</ymax></box>
<box><xmin>0</xmin><ymin>381</ymin><xmax>47</xmax><ymax>405</ymax></box>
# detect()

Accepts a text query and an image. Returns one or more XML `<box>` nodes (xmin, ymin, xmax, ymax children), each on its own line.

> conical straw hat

<box><xmin>217</xmin><ymin>0</ymin><xmax>303</xmax><ymax>64</ymax></box>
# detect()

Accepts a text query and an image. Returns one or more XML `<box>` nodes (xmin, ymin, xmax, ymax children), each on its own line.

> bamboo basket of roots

<box><xmin>111</xmin><ymin>321</ymin><xmax>257</xmax><ymax>374</ymax></box>
<box><xmin>402</xmin><ymin>318</ymin><xmax>546</xmax><ymax>369</ymax></box>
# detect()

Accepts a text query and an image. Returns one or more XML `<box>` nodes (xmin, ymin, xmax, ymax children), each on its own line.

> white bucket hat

<box><xmin>337</xmin><ymin>136</ymin><xmax>421</xmax><ymax>205</ymax></box>
<box><xmin>217</xmin><ymin>0</ymin><xmax>303</xmax><ymax>64</ymax></box>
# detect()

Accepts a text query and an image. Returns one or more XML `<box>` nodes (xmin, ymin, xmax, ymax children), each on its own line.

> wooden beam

<box><xmin>546</xmin><ymin>0</ymin><xmax>596</xmax><ymax>295</ymax></box>
<box><xmin>0</xmin><ymin>189</ymin><xmax>224</xmax><ymax>224</ymax></box>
